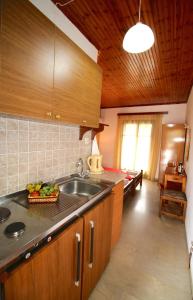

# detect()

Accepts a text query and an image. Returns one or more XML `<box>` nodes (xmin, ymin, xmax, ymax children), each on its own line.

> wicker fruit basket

<box><xmin>26</xmin><ymin>182</ymin><xmax>59</xmax><ymax>204</ymax></box>
<box><xmin>28</xmin><ymin>192</ymin><xmax>59</xmax><ymax>204</ymax></box>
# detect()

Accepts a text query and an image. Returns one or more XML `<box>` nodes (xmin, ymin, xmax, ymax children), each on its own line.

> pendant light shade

<box><xmin>123</xmin><ymin>0</ymin><xmax>155</xmax><ymax>54</ymax></box>
<box><xmin>123</xmin><ymin>22</ymin><xmax>154</xmax><ymax>53</ymax></box>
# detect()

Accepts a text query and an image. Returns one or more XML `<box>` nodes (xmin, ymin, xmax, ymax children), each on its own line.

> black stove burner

<box><xmin>0</xmin><ymin>207</ymin><xmax>11</xmax><ymax>223</ymax></box>
<box><xmin>4</xmin><ymin>222</ymin><xmax>25</xmax><ymax>238</ymax></box>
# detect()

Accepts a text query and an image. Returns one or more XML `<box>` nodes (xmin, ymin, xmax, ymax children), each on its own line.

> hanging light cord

<box><xmin>138</xmin><ymin>0</ymin><xmax>142</xmax><ymax>22</ymax></box>
<box><xmin>56</xmin><ymin>0</ymin><xmax>74</xmax><ymax>7</ymax></box>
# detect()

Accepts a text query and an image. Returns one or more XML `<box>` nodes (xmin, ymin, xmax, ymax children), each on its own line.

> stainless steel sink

<box><xmin>11</xmin><ymin>177</ymin><xmax>112</xmax><ymax>221</ymax></box>
<box><xmin>59</xmin><ymin>179</ymin><xmax>102</xmax><ymax>197</ymax></box>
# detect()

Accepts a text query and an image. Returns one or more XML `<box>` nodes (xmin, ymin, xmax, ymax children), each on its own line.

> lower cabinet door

<box><xmin>111</xmin><ymin>180</ymin><xmax>124</xmax><ymax>249</ymax></box>
<box><xmin>82</xmin><ymin>194</ymin><xmax>113</xmax><ymax>300</ymax></box>
<box><xmin>4</xmin><ymin>218</ymin><xmax>83</xmax><ymax>300</ymax></box>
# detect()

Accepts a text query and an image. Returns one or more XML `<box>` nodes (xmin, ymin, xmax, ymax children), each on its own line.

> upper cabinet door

<box><xmin>0</xmin><ymin>0</ymin><xmax>54</xmax><ymax>120</ymax></box>
<box><xmin>53</xmin><ymin>28</ymin><xmax>102</xmax><ymax>128</ymax></box>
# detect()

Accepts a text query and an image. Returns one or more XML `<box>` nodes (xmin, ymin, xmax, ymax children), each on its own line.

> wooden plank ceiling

<box><xmin>52</xmin><ymin>0</ymin><xmax>193</xmax><ymax>108</ymax></box>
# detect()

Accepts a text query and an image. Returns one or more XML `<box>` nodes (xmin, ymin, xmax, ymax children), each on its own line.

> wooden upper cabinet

<box><xmin>53</xmin><ymin>28</ymin><xmax>102</xmax><ymax>128</ymax></box>
<box><xmin>0</xmin><ymin>0</ymin><xmax>102</xmax><ymax>127</ymax></box>
<box><xmin>0</xmin><ymin>0</ymin><xmax>55</xmax><ymax>120</ymax></box>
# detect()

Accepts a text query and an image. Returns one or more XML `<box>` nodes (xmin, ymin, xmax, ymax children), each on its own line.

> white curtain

<box><xmin>115</xmin><ymin>114</ymin><xmax>163</xmax><ymax>180</ymax></box>
<box><xmin>121</xmin><ymin>121</ymin><xmax>152</xmax><ymax>173</ymax></box>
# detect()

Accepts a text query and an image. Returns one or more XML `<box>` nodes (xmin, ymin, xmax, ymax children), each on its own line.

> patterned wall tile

<box><xmin>0</xmin><ymin>115</ymin><xmax>92</xmax><ymax>196</ymax></box>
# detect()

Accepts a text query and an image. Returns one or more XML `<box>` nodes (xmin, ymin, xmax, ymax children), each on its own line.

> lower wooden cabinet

<box><xmin>4</xmin><ymin>218</ymin><xmax>83</xmax><ymax>300</ymax></box>
<box><xmin>3</xmin><ymin>193</ymin><xmax>113</xmax><ymax>300</ymax></box>
<box><xmin>111</xmin><ymin>181</ymin><xmax>124</xmax><ymax>249</ymax></box>
<box><xmin>82</xmin><ymin>193</ymin><xmax>113</xmax><ymax>300</ymax></box>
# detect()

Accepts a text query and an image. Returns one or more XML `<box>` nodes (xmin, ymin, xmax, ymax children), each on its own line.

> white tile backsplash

<box><xmin>7</xmin><ymin>119</ymin><xmax>18</xmax><ymax>130</ymax></box>
<box><xmin>0</xmin><ymin>115</ymin><xmax>92</xmax><ymax>196</ymax></box>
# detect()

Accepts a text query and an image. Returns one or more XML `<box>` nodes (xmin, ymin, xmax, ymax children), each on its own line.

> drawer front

<box><xmin>166</xmin><ymin>175</ymin><xmax>183</xmax><ymax>183</ymax></box>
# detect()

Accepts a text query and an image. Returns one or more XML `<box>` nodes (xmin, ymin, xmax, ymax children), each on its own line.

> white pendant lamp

<box><xmin>123</xmin><ymin>0</ymin><xmax>154</xmax><ymax>54</ymax></box>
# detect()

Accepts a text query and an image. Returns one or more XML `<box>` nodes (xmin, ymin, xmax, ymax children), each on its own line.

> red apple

<box><xmin>30</xmin><ymin>191</ymin><xmax>40</xmax><ymax>197</ymax></box>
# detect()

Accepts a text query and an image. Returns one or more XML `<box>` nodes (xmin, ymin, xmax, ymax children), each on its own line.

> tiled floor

<box><xmin>89</xmin><ymin>180</ymin><xmax>192</xmax><ymax>300</ymax></box>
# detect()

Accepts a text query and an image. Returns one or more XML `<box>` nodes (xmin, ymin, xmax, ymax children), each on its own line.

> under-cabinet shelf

<box><xmin>79</xmin><ymin>123</ymin><xmax>109</xmax><ymax>140</ymax></box>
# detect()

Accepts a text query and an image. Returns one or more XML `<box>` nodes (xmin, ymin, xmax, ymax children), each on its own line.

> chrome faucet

<box><xmin>76</xmin><ymin>158</ymin><xmax>84</xmax><ymax>177</ymax></box>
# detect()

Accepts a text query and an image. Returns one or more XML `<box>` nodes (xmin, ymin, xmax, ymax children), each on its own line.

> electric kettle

<box><xmin>87</xmin><ymin>155</ymin><xmax>104</xmax><ymax>174</ymax></box>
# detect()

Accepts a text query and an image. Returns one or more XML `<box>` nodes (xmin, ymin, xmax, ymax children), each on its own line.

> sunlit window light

<box><xmin>173</xmin><ymin>137</ymin><xmax>185</xmax><ymax>143</ymax></box>
<box><xmin>121</xmin><ymin>122</ymin><xmax>152</xmax><ymax>173</ymax></box>
<box><xmin>163</xmin><ymin>149</ymin><xmax>173</xmax><ymax>164</ymax></box>
<box><xmin>167</xmin><ymin>124</ymin><xmax>175</xmax><ymax>128</ymax></box>
<box><xmin>135</xmin><ymin>199</ymin><xmax>147</xmax><ymax>213</ymax></box>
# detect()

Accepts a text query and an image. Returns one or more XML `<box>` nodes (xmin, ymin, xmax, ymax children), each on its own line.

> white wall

<box><xmin>185</xmin><ymin>87</ymin><xmax>193</xmax><ymax>290</ymax></box>
<box><xmin>99</xmin><ymin>104</ymin><xmax>187</xmax><ymax>167</ymax></box>
<box><xmin>29</xmin><ymin>0</ymin><xmax>98</xmax><ymax>62</ymax></box>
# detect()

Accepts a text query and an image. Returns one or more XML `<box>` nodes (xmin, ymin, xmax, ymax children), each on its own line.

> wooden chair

<box><xmin>159</xmin><ymin>188</ymin><xmax>187</xmax><ymax>222</ymax></box>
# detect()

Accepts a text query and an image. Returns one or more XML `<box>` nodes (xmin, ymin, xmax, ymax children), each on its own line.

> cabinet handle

<box><xmin>75</xmin><ymin>233</ymin><xmax>81</xmax><ymax>287</ymax></box>
<box><xmin>55</xmin><ymin>114</ymin><xmax>61</xmax><ymax>119</ymax></box>
<box><xmin>82</xmin><ymin>120</ymin><xmax>87</xmax><ymax>124</ymax></box>
<box><xmin>89</xmin><ymin>220</ymin><xmax>95</xmax><ymax>269</ymax></box>
<box><xmin>46</xmin><ymin>112</ymin><xmax>52</xmax><ymax>117</ymax></box>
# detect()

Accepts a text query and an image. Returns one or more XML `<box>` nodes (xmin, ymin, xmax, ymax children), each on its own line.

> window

<box><xmin>116</xmin><ymin>114</ymin><xmax>162</xmax><ymax>180</ymax></box>
<box><xmin>121</xmin><ymin>122</ymin><xmax>152</xmax><ymax>172</ymax></box>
